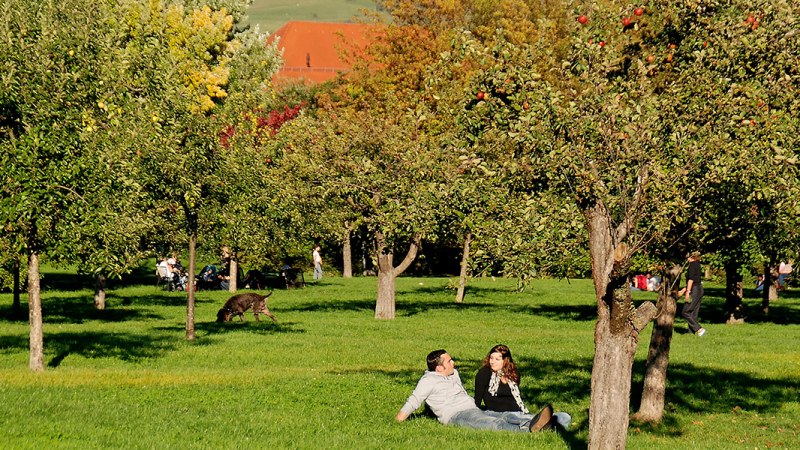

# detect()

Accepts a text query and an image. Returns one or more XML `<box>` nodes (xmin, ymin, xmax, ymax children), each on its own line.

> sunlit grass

<box><xmin>0</xmin><ymin>275</ymin><xmax>798</xmax><ymax>448</ymax></box>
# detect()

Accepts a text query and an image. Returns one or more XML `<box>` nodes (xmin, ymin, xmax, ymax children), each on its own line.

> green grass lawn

<box><xmin>245</xmin><ymin>0</ymin><xmax>380</xmax><ymax>33</ymax></box>
<box><xmin>0</xmin><ymin>274</ymin><xmax>798</xmax><ymax>449</ymax></box>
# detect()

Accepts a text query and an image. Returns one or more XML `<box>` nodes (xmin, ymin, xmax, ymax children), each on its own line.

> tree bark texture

<box><xmin>13</xmin><ymin>256</ymin><xmax>21</xmax><ymax>316</ymax></box>
<box><xmin>28</xmin><ymin>250</ymin><xmax>44</xmax><ymax>372</ymax></box>
<box><xmin>229</xmin><ymin>254</ymin><xmax>238</xmax><ymax>293</ymax></box>
<box><xmin>186</xmin><ymin>234</ymin><xmax>196</xmax><ymax>340</ymax></box>
<box><xmin>586</xmin><ymin>205</ymin><xmax>657</xmax><ymax>450</ymax></box>
<box><xmin>762</xmin><ymin>262</ymin><xmax>778</xmax><ymax>314</ymax></box>
<box><xmin>343</xmin><ymin>222</ymin><xmax>352</xmax><ymax>278</ymax></box>
<box><xmin>455</xmin><ymin>232</ymin><xmax>472</xmax><ymax>304</ymax></box>
<box><xmin>374</xmin><ymin>232</ymin><xmax>420</xmax><ymax>320</ymax></box>
<box><xmin>634</xmin><ymin>264</ymin><xmax>681</xmax><ymax>423</ymax></box>
<box><xmin>375</xmin><ymin>260</ymin><xmax>396</xmax><ymax>319</ymax></box>
<box><xmin>94</xmin><ymin>273</ymin><xmax>106</xmax><ymax>310</ymax></box>
<box><xmin>724</xmin><ymin>261</ymin><xmax>744</xmax><ymax>324</ymax></box>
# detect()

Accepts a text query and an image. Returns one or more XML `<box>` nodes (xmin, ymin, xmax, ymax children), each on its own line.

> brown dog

<box><xmin>216</xmin><ymin>292</ymin><xmax>277</xmax><ymax>323</ymax></box>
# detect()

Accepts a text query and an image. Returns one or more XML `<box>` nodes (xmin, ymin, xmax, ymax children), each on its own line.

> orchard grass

<box><xmin>0</xmin><ymin>273</ymin><xmax>798</xmax><ymax>449</ymax></box>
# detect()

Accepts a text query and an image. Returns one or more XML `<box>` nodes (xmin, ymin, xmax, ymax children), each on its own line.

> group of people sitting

<box><xmin>397</xmin><ymin>345</ymin><xmax>571</xmax><ymax>434</ymax></box>
<box><xmin>159</xmin><ymin>245</ymin><xmax>309</xmax><ymax>291</ymax></box>
<box><xmin>157</xmin><ymin>253</ymin><xmax>188</xmax><ymax>291</ymax></box>
<box><xmin>755</xmin><ymin>259</ymin><xmax>794</xmax><ymax>293</ymax></box>
<box><xmin>196</xmin><ymin>246</ymin><xmax>238</xmax><ymax>291</ymax></box>
<box><xmin>630</xmin><ymin>273</ymin><xmax>661</xmax><ymax>292</ymax></box>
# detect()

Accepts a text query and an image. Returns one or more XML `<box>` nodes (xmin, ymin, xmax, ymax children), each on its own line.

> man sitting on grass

<box><xmin>395</xmin><ymin>349</ymin><xmax>554</xmax><ymax>433</ymax></box>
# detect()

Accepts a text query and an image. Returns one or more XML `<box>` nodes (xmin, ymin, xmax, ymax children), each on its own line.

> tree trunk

<box><xmin>27</xmin><ymin>250</ymin><xmax>44</xmax><ymax>372</ymax></box>
<box><xmin>591</xmin><ymin>324</ymin><xmax>638</xmax><ymax>449</ymax></box>
<box><xmin>762</xmin><ymin>262</ymin><xmax>778</xmax><ymax>314</ymax></box>
<box><xmin>229</xmin><ymin>252</ymin><xmax>238</xmax><ymax>293</ymax></box>
<box><xmin>94</xmin><ymin>273</ymin><xmax>106</xmax><ymax>310</ymax></box>
<box><xmin>374</xmin><ymin>231</ymin><xmax>420</xmax><ymax>320</ymax></box>
<box><xmin>12</xmin><ymin>256</ymin><xmax>21</xmax><ymax>317</ymax></box>
<box><xmin>375</xmin><ymin>258</ymin><xmax>396</xmax><ymax>319</ymax></box>
<box><xmin>343</xmin><ymin>222</ymin><xmax>353</xmax><ymax>278</ymax></box>
<box><xmin>585</xmin><ymin>205</ymin><xmax>657</xmax><ymax>450</ymax></box>
<box><xmin>724</xmin><ymin>261</ymin><xmax>744</xmax><ymax>324</ymax></box>
<box><xmin>186</xmin><ymin>233</ymin><xmax>196</xmax><ymax>340</ymax></box>
<box><xmin>633</xmin><ymin>264</ymin><xmax>681</xmax><ymax>423</ymax></box>
<box><xmin>455</xmin><ymin>232</ymin><xmax>472</xmax><ymax>304</ymax></box>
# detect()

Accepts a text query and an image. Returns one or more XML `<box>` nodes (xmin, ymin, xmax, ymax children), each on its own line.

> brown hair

<box><xmin>481</xmin><ymin>344</ymin><xmax>520</xmax><ymax>384</ymax></box>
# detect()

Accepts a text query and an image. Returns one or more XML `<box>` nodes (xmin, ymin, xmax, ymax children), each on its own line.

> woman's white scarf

<box><xmin>488</xmin><ymin>371</ymin><xmax>529</xmax><ymax>414</ymax></box>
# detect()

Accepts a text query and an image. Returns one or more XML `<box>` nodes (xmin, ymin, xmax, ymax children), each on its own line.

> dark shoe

<box><xmin>529</xmin><ymin>404</ymin><xmax>554</xmax><ymax>432</ymax></box>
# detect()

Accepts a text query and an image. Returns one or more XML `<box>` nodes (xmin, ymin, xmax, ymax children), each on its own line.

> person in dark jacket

<box><xmin>474</xmin><ymin>344</ymin><xmax>571</xmax><ymax>428</ymax></box>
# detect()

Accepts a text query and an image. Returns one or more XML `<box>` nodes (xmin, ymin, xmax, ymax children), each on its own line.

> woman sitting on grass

<box><xmin>474</xmin><ymin>344</ymin><xmax>571</xmax><ymax>428</ymax></box>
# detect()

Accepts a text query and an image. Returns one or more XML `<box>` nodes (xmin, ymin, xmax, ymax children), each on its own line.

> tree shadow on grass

<box><xmin>514</xmin><ymin>304</ymin><xmax>598</xmax><ymax>322</ymax></box>
<box><xmin>282</xmin><ymin>297</ymin><xmax>377</xmax><ymax>313</ymax></box>
<box><xmin>396</xmin><ymin>284</ymin><xmax>532</xmax><ymax>298</ymax></box>
<box><xmin>191</xmin><ymin>320</ymin><xmax>307</xmax><ymax>337</ymax></box>
<box><xmin>672</xmin><ymin>287</ymin><xmax>800</xmax><ymax>326</ymax></box>
<box><xmin>0</xmin><ymin>296</ymin><xmax>166</xmax><ymax>325</ymax></box>
<box><xmin>116</xmin><ymin>292</ymin><xmax>218</xmax><ymax>307</ymax></box>
<box><xmin>37</xmin><ymin>264</ymin><xmax>169</xmax><ymax>291</ymax></box>
<box><xmin>38</xmin><ymin>330</ymin><xmax>177</xmax><ymax>368</ymax></box>
<box><xmin>363</xmin><ymin>354</ymin><xmax>797</xmax><ymax>448</ymax></box>
<box><xmin>357</xmin><ymin>358</ymin><xmax>590</xmax><ymax>447</ymax></box>
<box><xmin>38</xmin><ymin>271</ymin><xmax>94</xmax><ymax>292</ymax></box>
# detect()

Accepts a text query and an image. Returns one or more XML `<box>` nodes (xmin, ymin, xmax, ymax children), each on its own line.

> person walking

<box><xmin>312</xmin><ymin>244</ymin><xmax>323</xmax><ymax>280</ymax></box>
<box><xmin>678</xmin><ymin>251</ymin><xmax>706</xmax><ymax>336</ymax></box>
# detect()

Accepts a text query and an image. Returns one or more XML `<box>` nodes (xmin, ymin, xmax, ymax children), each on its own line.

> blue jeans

<box><xmin>314</xmin><ymin>263</ymin><xmax>322</xmax><ymax>280</ymax></box>
<box><xmin>449</xmin><ymin>409</ymin><xmax>532</xmax><ymax>432</ymax></box>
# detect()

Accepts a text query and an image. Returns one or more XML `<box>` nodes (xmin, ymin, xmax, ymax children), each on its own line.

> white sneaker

<box><xmin>696</xmin><ymin>328</ymin><xmax>707</xmax><ymax>337</ymax></box>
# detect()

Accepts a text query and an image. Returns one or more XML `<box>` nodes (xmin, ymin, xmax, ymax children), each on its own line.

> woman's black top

<box><xmin>474</xmin><ymin>366</ymin><xmax>521</xmax><ymax>412</ymax></box>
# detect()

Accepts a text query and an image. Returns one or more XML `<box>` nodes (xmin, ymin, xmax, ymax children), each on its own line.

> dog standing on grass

<box><xmin>216</xmin><ymin>292</ymin><xmax>277</xmax><ymax>323</ymax></box>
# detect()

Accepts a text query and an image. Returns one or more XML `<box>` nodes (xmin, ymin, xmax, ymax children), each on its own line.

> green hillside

<box><xmin>245</xmin><ymin>0</ymin><xmax>380</xmax><ymax>33</ymax></box>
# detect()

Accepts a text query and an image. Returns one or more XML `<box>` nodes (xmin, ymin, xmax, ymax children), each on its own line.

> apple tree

<box><xmin>0</xmin><ymin>0</ymin><xmax>164</xmax><ymax>369</ymax></box>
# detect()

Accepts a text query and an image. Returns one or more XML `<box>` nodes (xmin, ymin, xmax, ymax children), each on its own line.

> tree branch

<box><xmin>632</xmin><ymin>301</ymin><xmax>658</xmax><ymax>332</ymax></box>
<box><xmin>392</xmin><ymin>234</ymin><xmax>421</xmax><ymax>277</ymax></box>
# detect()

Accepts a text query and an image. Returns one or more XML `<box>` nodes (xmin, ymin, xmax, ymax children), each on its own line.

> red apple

<box><xmin>577</xmin><ymin>15</ymin><xmax>588</xmax><ymax>24</ymax></box>
<box><xmin>646</xmin><ymin>54</ymin><xmax>655</xmax><ymax>62</ymax></box>
<box><xmin>622</xmin><ymin>17</ymin><xmax>632</xmax><ymax>27</ymax></box>
<box><xmin>265</xmin><ymin>157</ymin><xmax>272</xmax><ymax>164</ymax></box>
<box><xmin>746</xmin><ymin>15</ymin><xmax>755</xmax><ymax>24</ymax></box>
<box><xmin>477</xmin><ymin>91</ymin><xmax>485</xmax><ymax>100</ymax></box>
<box><xmin>751</xmin><ymin>21</ymin><xmax>759</xmax><ymax>30</ymax></box>
<box><xmin>599</xmin><ymin>41</ymin><xmax>606</xmax><ymax>48</ymax></box>
<box><xmin>634</xmin><ymin>7</ymin><xmax>644</xmax><ymax>16</ymax></box>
